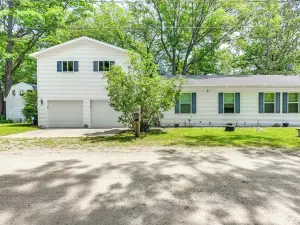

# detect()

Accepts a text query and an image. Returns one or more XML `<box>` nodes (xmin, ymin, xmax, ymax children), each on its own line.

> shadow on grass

<box><xmin>83</xmin><ymin>129</ymin><xmax>167</xmax><ymax>143</ymax></box>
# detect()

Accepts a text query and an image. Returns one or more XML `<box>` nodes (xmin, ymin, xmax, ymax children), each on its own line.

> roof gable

<box><xmin>30</xmin><ymin>36</ymin><xmax>127</xmax><ymax>58</ymax></box>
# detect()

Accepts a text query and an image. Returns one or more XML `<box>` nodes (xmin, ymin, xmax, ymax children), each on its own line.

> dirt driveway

<box><xmin>0</xmin><ymin>148</ymin><xmax>299</xmax><ymax>225</ymax></box>
<box><xmin>4</xmin><ymin>128</ymin><xmax>127</xmax><ymax>138</ymax></box>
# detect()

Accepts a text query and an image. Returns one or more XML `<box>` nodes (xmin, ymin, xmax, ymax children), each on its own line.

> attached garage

<box><xmin>48</xmin><ymin>100</ymin><xmax>83</xmax><ymax>128</ymax></box>
<box><xmin>91</xmin><ymin>100</ymin><xmax>121</xmax><ymax>128</ymax></box>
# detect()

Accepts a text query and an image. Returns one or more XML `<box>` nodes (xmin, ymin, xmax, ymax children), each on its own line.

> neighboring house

<box><xmin>30</xmin><ymin>36</ymin><xmax>128</xmax><ymax>128</ymax></box>
<box><xmin>5</xmin><ymin>82</ymin><xmax>37</xmax><ymax>122</ymax></box>
<box><xmin>162</xmin><ymin>75</ymin><xmax>300</xmax><ymax>127</ymax></box>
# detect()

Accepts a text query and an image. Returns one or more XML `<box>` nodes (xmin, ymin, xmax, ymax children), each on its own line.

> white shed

<box><xmin>4</xmin><ymin>82</ymin><xmax>36</xmax><ymax>122</ymax></box>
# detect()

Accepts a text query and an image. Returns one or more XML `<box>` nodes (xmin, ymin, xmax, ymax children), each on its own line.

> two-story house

<box><xmin>30</xmin><ymin>36</ymin><xmax>128</xmax><ymax>128</ymax></box>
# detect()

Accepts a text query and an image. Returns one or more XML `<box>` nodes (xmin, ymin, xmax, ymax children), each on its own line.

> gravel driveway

<box><xmin>0</xmin><ymin>148</ymin><xmax>299</xmax><ymax>225</ymax></box>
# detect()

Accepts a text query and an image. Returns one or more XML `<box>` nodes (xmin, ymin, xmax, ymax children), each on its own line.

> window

<box><xmin>179</xmin><ymin>93</ymin><xmax>192</xmax><ymax>113</ymax></box>
<box><xmin>62</xmin><ymin>61</ymin><xmax>75</xmax><ymax>72</ymax></box>
<box><xmin>97</xmin><ymin>61</ymin><xmax>115</xmax><ymax>72</ymax></box>
<box><xmin>224</xmin><ymin>93</ymin><xmax>235</xmax><ymax>113</ymax></box>
<box><xmin>288</xmin><ymin>93</ymin><xmax>299</xmax><ymax>113</ymax></box>
<box><xmin>264</xmin><ymin>93</ymin><xmax>275</xmax><ymax>113</ymax></box>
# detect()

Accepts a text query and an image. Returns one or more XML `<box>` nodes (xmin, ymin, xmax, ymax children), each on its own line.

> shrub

<box><xmin>0</xmin><ymin>115</ymin><xmax>13</xmax><ymax>123</ymax></box>
<box><xmin>272</xmin><ymin>123</ymin><xmax>281</xmax><ymax>127</ymax></box>
<box><xmin>104</xmin><ymin>53</ymin><xmax>185</xmax><ymax>130</ymax></box>
<box><xmin>22</xmin><ymin>90</ymin><xmax>38</xmax><ymax>125</ymax></box>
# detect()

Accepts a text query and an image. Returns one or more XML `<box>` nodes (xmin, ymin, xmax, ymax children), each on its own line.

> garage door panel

<box><xmin>91</xmin><ymin>101</ymin><xmax>121</xmax><ymax>128</ymax></box>
<box><xmin>48</xmin><ymin>101</ymin><xmax>83</xmax><ymax>128</ymax></box>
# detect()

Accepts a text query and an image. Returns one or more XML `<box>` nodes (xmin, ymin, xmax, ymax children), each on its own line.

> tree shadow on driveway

<box><xmin>0</xmin><ymin>149</ymin><xmax>300</xmax><ymax>225</ymax></box>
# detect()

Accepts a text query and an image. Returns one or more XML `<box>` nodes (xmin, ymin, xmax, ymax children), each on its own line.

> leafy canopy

<box><xmin>104</xmin><ymin>54</ymin><xmax>185</xmax><ymax>128</ymax></box>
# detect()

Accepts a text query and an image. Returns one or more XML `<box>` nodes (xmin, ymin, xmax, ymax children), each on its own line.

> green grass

<box><xmin>0</xmin><ymin>123</ymin><xmax>38</xmax><ymax>136</ymax></box>
<box><xmin>85</xmin><ymin>127</ymin><xmax>300</xmax><ymax>150</ymax></box>
<box><xmin>4</xmin><ymin>127</ymin><xmax>300</xmax><ymax>151</ymax></box>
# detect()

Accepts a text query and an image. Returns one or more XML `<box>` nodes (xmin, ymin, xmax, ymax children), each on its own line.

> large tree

<box><xmin>129</xmin><ymin>0</ymin><xmax>252</xmax><ymax>75</ymax></box>
<box><xmin>0</xmin><ymin>0</ymin><xmax>94</xmax><ymax>114</ymax></box>
<box><xmin>61</xmin><ymin>2</ymin><xmax>142</xmax><ymax>53</ymax></box>
<box><xmin>234</xmin><ymin>0</ymin><xmax>300</xmax><ymax>74</ymax></box>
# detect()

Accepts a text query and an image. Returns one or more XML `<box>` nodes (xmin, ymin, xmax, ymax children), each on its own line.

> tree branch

<box><xmin>12</xmin><ymin>32</ymin><xmax>44</xmax><ymax>73</ymax></box>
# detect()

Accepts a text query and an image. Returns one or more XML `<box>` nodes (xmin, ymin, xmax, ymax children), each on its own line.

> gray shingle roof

<box><xmin>165</xmin><ymin>75</ymin><xmax>300</xmax><ymax>87</ymax></box>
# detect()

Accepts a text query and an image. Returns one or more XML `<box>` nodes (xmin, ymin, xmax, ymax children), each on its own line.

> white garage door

<box><xmin>91</xmin><ymin>101</ymin><xmax>121</xmax><ymax>128</ymax></box>
<box><xmin>48</xmin><ymin>101</ymin><xmax>83</xmax><ymax>128</ymax></box>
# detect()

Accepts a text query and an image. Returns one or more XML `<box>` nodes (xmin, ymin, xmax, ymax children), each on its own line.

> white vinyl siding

<box><xmin>162</xmin><ymin>87</ymin><xmax>300</xmax><ymax>127</ymax></box>
<box><xmin>36</xmin><ymin>39</ymin><xmax>129</xmax><ymax>127</ymax></box>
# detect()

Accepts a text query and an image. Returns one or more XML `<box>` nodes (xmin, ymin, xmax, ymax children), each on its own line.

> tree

<box><xmin>0</xmin><ymin>0</ymin><xmax>94</xmax><ymax>114</ymax></box>
<box><xmin>234</xmin><ymin>0</ymin><xmax>300</xmax><ymax>74</ymax></box>
<box><xmin>104</xmin><ymin>53</ymin><xmax>185</xmax><ymax>129</ymax></box>
<box><xmin>62</xmin><ymin>2</ymin><xmax>143</xmax><ymax>54</ymax></box>
<box><xmin>22</xmin><ymin>90</ymin><xmax>37</xmax><ymax>125</ymax></box>
<box><xmin>129</xmin><ymin>0</ymin><xmax>251</xmax><ymax>75</ymax></box>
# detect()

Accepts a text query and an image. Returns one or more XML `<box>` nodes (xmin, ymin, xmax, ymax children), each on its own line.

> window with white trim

<box><xmin>264</xmin><ymin>93</ymin><xmax>275</xmax><ymax>113</ymax></box>
<box><xmin>179</xmin><ymin>93</ymin><xmax>192</xmax><ymax>114</ymax></box>
<box><xmin>62</xmin><ymin>61</ymin><xmax>74</xmax><ymax>72</ymax></box>
<box><xmin>288</xmin><ymin>93</ymin><xmax>299</xmax><ymax>113</ymax></box>
<box><xmin>98</xmin><ymin>61</ymin><xmax>115</xmax><ymax>71</ymax></box>
<box><xmin>224</xmin><ymin>93</ymin><xmax>235</xmax><ymax>113</ymax></box>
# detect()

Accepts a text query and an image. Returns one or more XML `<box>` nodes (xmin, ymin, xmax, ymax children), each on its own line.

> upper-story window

<box><xmin>93</xmin><ymin>61</ymin><xmax>115</xmax><ymax>72</ymax></box>
<box><xmin>57</xmin><ymin>61</ymin><xmax>79</xmax><ymax>72</ymax></box>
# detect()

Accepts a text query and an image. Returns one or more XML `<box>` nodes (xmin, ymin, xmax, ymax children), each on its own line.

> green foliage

<box><xmin>0</xmin><ymin>115</ymin><xmax>13</xmax><ymax>124</ymax></box>
<box><xmin>0</xmin><ymin>0</ymin><xmax>95</xmax><ymax>95</ymax></box>
<box><xmin>104</xmin><ymin>54</ymin><xmax>185</xmax><ymax>128</ymax></box>
<box><xmin>22</xmin><ymin>90</ymin><xmax>37</xmax><ymax>123</ymax></box>
<box><xmin>16</xmin><ymin>128</ymin><xmax>300</xmax><ymax>151</ymax></box>
<box><xmin>233</xmin><ymin>0</ymin><xmax>300</xmax><ymax>74</ymax></box>
<box><xmin>129</xmin><ymin>0</ymin><xmax>252</xmax><ymax>75</ymax></box>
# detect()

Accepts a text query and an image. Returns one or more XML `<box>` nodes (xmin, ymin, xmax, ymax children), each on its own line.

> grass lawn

<box><xmin>0</xmin><ymin>123</ymin><xmax>38</xmax><ymax>136</ymax></box>
<box><xmin>4</xmin><ymin>127</ymin><xmax>299</xmax><ymax>151</ymax></box>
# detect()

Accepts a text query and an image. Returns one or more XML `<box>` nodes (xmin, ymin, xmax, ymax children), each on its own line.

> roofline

<box><xmin>30</xmin><ymin>36</ymin><xmax>127</xmax><ymax>58</ymax></box>
<box><xmin>11</xmin><ymin>82</ymin><xmax>34</xmax><ymax>86</ymax></box>
<box><xmin>183</xmin><ymin>85</ymin><xmax>300</xmax><ymax>88</ymax></box>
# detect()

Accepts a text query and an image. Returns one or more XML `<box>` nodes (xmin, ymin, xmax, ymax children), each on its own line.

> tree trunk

<box><xmin>172</xmin><ymin>49</ymin><xmax>177</xmax><ymax>75</ymax></box>
<box><xmin>0</xmin><ymin>90</ymin><xmax>4</xmax><ymax>116</ymax></box>
<box><xmin>5</xmin><ymin>1</ymin><xmax>13</xmax><ymax>98</ymax></box>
